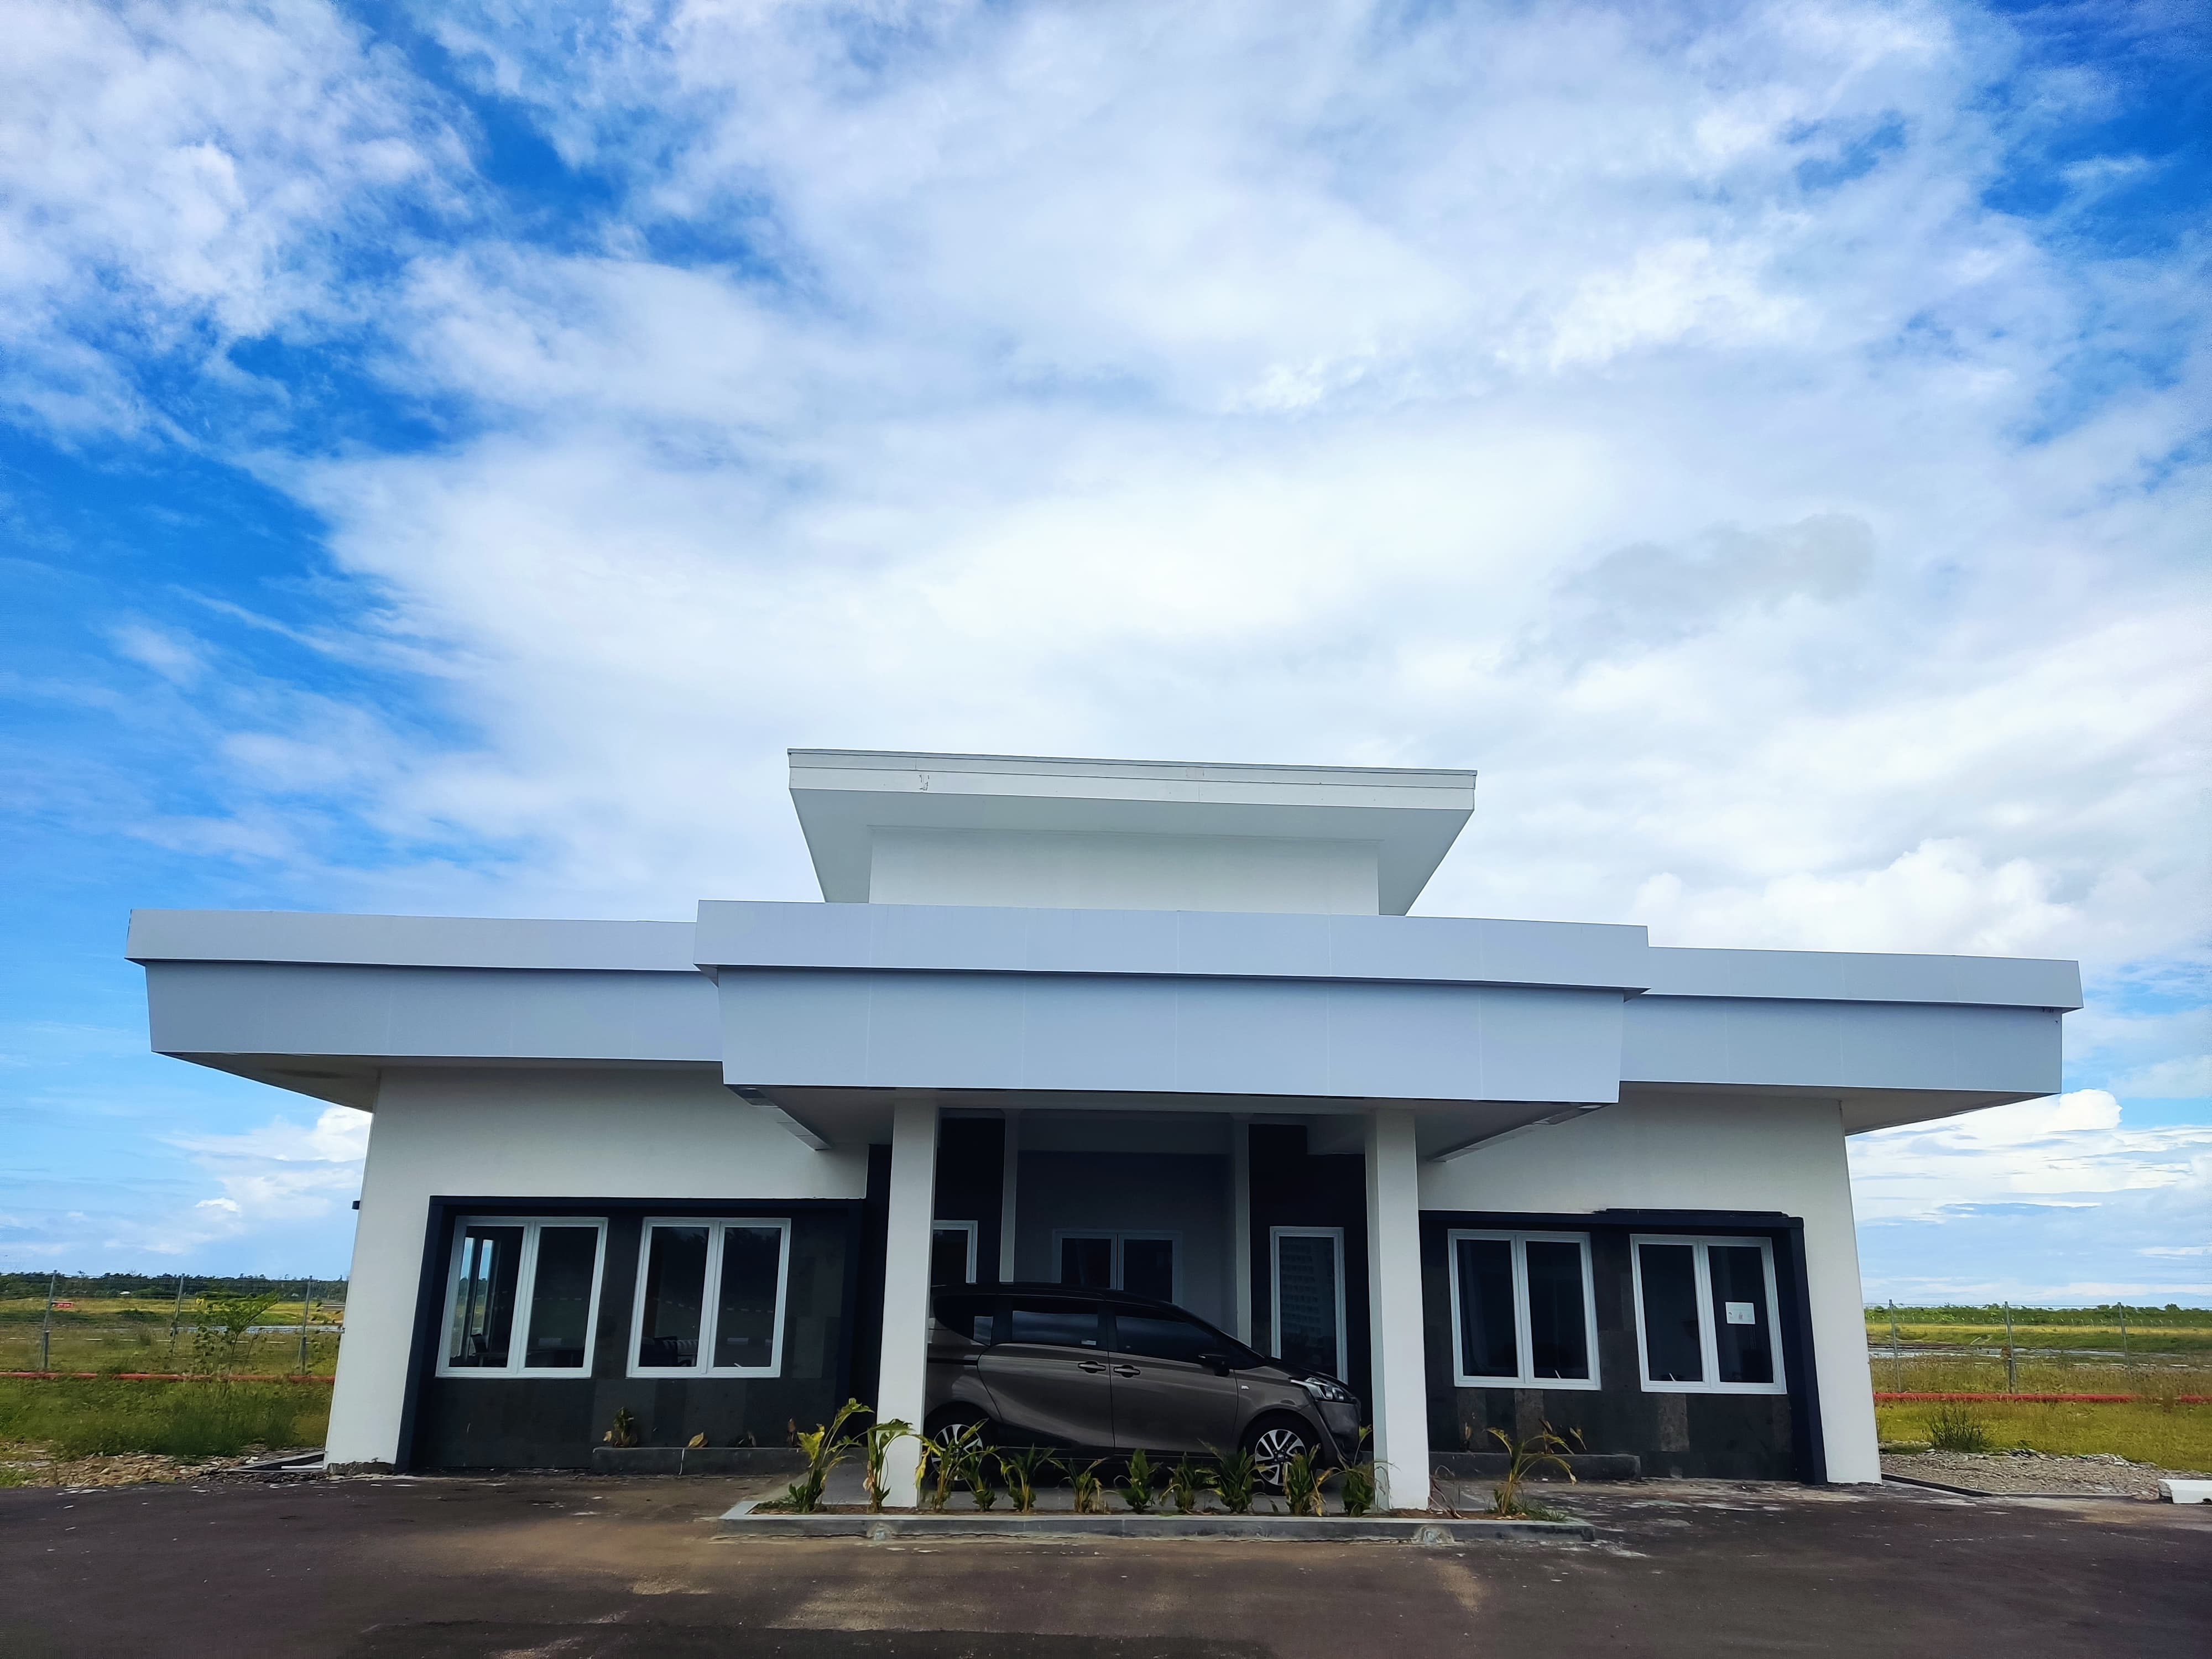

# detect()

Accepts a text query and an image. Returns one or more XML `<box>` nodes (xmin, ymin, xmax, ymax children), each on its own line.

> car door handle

<box><xmin>1074</xmin><ymin>1360</ymin><xmax>1108</xmax><ymax>1373</ymax></box>
<box><xmin>1110</xmin><ymin>1365</ymin><xmax>1140</xmax><ymax>1378</ymax></box>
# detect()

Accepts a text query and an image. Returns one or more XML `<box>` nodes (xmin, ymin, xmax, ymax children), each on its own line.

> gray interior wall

<box><xmin>1013</xmin><ymin>1151</ymin><xmax>1234</xmax><ymax>1328</ymax></box>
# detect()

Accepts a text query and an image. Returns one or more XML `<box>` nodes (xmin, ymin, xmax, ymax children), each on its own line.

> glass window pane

<box><xmin>637</xmin><ymin>1225</ymin><xmax>709</xmax><ymax>1368</ymax></box>
<box><xmin>1113</xmin><ymin>1312</ymin><xmax>1218</xmax><ymax>1365</ymax></box>
<box><xmin>1639</xmin><ymin>1243</ymin><xmax>1704</xmax><ymax>1383</ymax></box>
<box><xmin>1454</xmin><ymin>1238</ymin><xmax>1518</xmax><ymax>1379</ymax></box>
<box><xmin>1525</xmin><ymin>1240</ymin><xmax>1590</xmax><ymax>1381</ymax></box>
<box><xmin>1274</xmin><ymin>1233</ymin><xmax>1341</xmax><ymax>1378</ymax></box>
<box><xmin>1006</xmin><ymin>1297</ymin><xmax>1102</xmax><ymax>1348</ymax></box>
<box><xmin>1709</xmin><ymin>1245</ymin><xmax>1775</xmax><ymax>1385</ymax></box>
<box><xmin>1060</xmin><ymin>1236</ymin><xmax>1113</xmax><ymax>1288</ymax></box>
<box><xmin>932</xmin><ymin>1293</ymin><xmax>997</xmax><ymax>1345</ymax></box>
<box><xmin>1121</xmin><ymin>1237</ymin><xmax>1176</xmax><ymax>1302</ymax></box>
<box><xmin>930</xmin><ymin>1227</ymin><xmax>973</xmax><ymax>1286</ymax></box>
<box><xmin>713</xmin><ymin>1226</ymin><xmax>784</xmax><ymax>1370</ymax></box>
<box><xmin>523</xmin><ymin>1226</ymin><xmax>598</xmax><ymax>1369</ymax></box>
<box><xmin>448</xmin><ymin>1225</ymin><xmax>523</xmax><ymax>1368</ymax></box>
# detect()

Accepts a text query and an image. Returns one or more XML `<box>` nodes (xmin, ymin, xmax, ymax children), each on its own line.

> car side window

<box><xmin>1004</xmin><ymin>1297</ymin><xmax>1102</xmax><ymax>1349</ymax></box>
<box><xmin>932</xmin><ymin>1294</ymin><xmax>996</xmax><ymax>1345</ymax></box>
<box><xmin>1111</xmin><ymin>1312</ymin><xmax>1222</xmax><ymax>1365</ymax></box>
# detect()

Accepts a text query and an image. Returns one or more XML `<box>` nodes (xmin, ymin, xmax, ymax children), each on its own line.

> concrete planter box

<box><xmin>1431</xmin><ymin>1452</ymin><xmax>1640</xmax><ymax>1481</ymax></box>
<box><xmin>718</xmin><ymin>1502</ymin><xmax>1592</xmax><ymax>1543</ymax></box>
<box><xmin>591</xmin><ymin>1446</ymin><xmax>807</xmax><ymax>1478</ymax></box>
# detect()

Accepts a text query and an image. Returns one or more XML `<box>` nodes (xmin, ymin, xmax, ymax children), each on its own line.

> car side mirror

<box><xmin>1198</xmin><ymin>1350</ymin><xmax>1233</xmax><ymax>1376</ymax></box>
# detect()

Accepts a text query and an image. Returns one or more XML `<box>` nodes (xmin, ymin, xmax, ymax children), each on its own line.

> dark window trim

<box><xmin>395</xmin><ymin>1194</ymin><xmax>865</xmax><ymax>1475</ymax></box>
<box><xmin>1417</xmin><ymin>1207</ymin><xmax>1827</xmax><ymax>1484</ymax></box>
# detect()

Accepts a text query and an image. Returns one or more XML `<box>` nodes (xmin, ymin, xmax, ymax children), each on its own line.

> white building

<box><xmin>129</xmin><ymin>750</ymin><xmax>2079</xmax><ymax>1504</ymax></box>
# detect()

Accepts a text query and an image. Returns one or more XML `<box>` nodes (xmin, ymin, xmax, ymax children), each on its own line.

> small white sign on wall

<box><xmin>1725</xmin><ymin>1301</ymin><xmax>1757</xmax><ymax>1326</ymax></box>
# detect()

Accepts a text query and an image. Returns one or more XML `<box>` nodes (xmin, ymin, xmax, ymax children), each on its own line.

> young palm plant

<box><xmin>1281</xmin><ymin>1449</ymin><xmax>1329</xmax><ymax>1517</ymax></box>
<box><xmin>1165</xmin><ymin>1458</ymin><xmax>1212</xmax><ymax>1515</ymax></box>
<box><xmin>994</xmin><ymin>1444</ymin><xmax>1060</xmax><ymax>1514</ymax></box>
<box><xmin>1209</xmin><ymin>1446</ymin><xmax>1259</xmax><ymax>1515</ymax></box>
<box><xmin>781</xmin><ymin>1397</ymin><xmax>869</xmax><ymax>1513</ymax></box>
<box><xmin>1070</xmin><ymin>1458</ymin><xmax>1110</xmax><ymax>1514</ymax></box>
<box><xmin>919</xmin><ymin>1422</ymin><xmax>984</xmax><ymax>1512</ymax></box>
<box><xmin>1338</xmin><ymin>1428</ymin><xmax>1377</xmax><ymax>1517</ymax></box>
<box><xmin>1485</xmin><ymin>1423</ymin><xmax>1578</xmax><ymax>1519</ymax></box>
<box><xmin>1118</xmin><ymin>1447</ymin><xmax>1159</xmax><ymax>1514</ymax></box>
<box><xmin>860</xmin><ymin>1416</ymin><xmax>913</xmax><ymax>1514</ymax></box>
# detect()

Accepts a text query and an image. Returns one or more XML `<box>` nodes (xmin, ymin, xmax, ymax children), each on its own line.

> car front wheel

<box><xmin>1244</xmin><ymin>1416</ymin><xmax>1317</xmax><ymax>1493</ymax></box>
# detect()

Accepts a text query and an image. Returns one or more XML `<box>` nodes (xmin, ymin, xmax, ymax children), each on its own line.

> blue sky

<box><xmin>3</xmin><ymin>0</ymin><xmax>2205</xmax><ymax>1300</ymax></box>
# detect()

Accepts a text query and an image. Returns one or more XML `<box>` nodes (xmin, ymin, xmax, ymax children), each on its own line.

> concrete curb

<box><xmin>1430</xmin><ymin>1452</ymin><xmax>1639</xmax><ymax>1481</ymax></box>
<box><xmin>717</xmin><ymin>1503</ymin><xmax>1593</xmax><ymax>1543</ymax></box>
<box><xmin>1883</xmin><ymin>1475</ymin><xmax>2144</xmax><ymax>1501</ymax></box>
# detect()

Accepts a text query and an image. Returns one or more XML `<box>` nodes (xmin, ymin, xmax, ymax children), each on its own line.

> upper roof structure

<box><xmin>787</xmin><ymin>749</ymin><xmax>1479</xmax><ymax>915</ymax></box>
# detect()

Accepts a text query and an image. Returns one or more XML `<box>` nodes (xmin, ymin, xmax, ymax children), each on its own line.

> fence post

<box><xmin>299</xmin><ymin>1279</ymin><xmax>312</xmax><ymax>1377</ymax></box>
<box><xmin>1888</xmin><ymin>1300</ymin><xmax>1903</xmax><ymax>1392</ymax></box>
<box><xmin>40</xmin><ymin>1272</ymin><xmax>56</xmax><ymax>1374</ymax></box>
<box><xmin>169</xmin><ymin>1275</ymin><xmax>187</xmax><ymax>1369</ymax></box>
<box><xmin>2119</xmin><ymin>1302</ymin><xmax>2128</xmax><ymax>1368</ymax></box>
<box><xmin>2003</xmin><ymin>1304</ymin><xmax>2017</xmax><ymax>1394</ymax></box>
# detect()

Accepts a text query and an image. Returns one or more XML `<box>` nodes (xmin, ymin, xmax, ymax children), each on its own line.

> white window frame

<box><xmin>1629</xmin><ymin>1234</ymin><xmax>1788</xmax><ymax>1396</ymax></box>
<box><xmin>627</xmin><ymin>1217</ymin><xmax>793</xmax><ymax>1379</ymax></box>
<box><xmin>435</xmin><ymin>1214</ymin><xmax>608</xmax><ymax>1380</ymax></box>
<box><xmin>1446</xmin><ymin>1229</ymin><xmax>1601</xmax><ymax>1391</ymax></box>
<box><xmin>1053</xmin><ymin>1229</ymin><xmax>1183</xmax><ymax>1303</ymax></box>
<box><xmin>1268</xmin><ymin>1225</ymin><xmax>1348</xmax><ymax>1379</ymax></box>
<box><xmin>932</xmin><ymin>1220</ymin><xmax>979</xmax><ymax>1284</ymax></box>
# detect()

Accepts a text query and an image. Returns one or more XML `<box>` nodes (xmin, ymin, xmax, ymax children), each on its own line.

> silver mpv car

<box><xmin>925</xmin><ymin>1282</ymin><xmax>1361</xmax><ymax>1483</ymax></box>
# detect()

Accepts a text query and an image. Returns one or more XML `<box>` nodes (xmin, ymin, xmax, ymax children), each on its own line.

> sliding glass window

<box><xmin>1630</xmin><ymin>1235</ymin><xmax>1786</xmax><ymax>1395</ymax></box>
<box><xmin>630</xmin><ymin>1219</ymin><xmax>792</xmax><ymax>1378</ymax></box>
<box><xmin>1447</xmin><ymin>1230</ymin><xmax>1599</xmax><ymax>1389</ymax></box>
<box><xmin>437</xmin><ymin>1217</ymin><xmax>608</xmax><ymax>1378</ymax></box>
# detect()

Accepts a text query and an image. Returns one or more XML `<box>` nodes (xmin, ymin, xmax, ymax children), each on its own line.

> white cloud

<box><xmin>1</xmin><ymin>2</ymin><xmax>2205</xmax><ymax>1284</ymax></box>
<box><xmin>163</xmin><ymin>1105</ymin><xmax>371</xmax><ymax>1244</ymax></box>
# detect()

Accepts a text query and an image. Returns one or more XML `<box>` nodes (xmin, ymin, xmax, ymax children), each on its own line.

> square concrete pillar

<box><xmin>876</xmin><ymin>1097</ymin><xmax>940</xmax><ymax>1506</ymax></box>
<box><xmin>1364</xmin><ymin>1107</ymin><xmax>1430</xmax><ymax>1512</ymax></box>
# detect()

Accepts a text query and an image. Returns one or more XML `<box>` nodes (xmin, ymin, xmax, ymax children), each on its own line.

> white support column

<box><xmin>1232</xmin><ymin>1116</ymin><xmax>1253</xmax><ymax>1344</ymax></box>
<box><xmin>877</xmin><ymin>1098</ymin><xmax>940</xmax><ymax>1506</ymax></box>
<box><xmin>998</xmin><ymin>1110</ymin><xmax>1020</xmax><ymax>1282</ymax></box>
<box><xmin>1364</xmin><ymin>1107</ymin><xmax>1430</xmax><ymax>1513</ymax></box>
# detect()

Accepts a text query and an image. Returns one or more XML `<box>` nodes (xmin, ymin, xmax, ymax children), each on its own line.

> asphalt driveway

<box><xmin>3</xmin><ymin>1474</ymin><xmax>2206</xmax><ymax>1657</ymax></box>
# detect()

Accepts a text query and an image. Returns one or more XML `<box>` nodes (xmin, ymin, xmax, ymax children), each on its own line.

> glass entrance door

<box><xmin>1270</xmin><ymin>1227</ymin><xmax>1347</xmax><ymax>1378</ymax></box>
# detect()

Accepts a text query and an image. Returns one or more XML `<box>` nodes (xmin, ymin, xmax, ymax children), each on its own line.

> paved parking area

<box><xmin>4</xmin><ymin>1474</ymin><xmax>2207</xmax><ymax>1657</ymax></box>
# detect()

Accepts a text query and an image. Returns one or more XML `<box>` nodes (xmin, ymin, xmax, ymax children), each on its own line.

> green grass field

<box><xmin>1875</xmin><ymin>1399</ymin><xmax>2212</xmax><ymax>1472</ymax></box>
<box><xmin>0</xmin><ymin>1297</ymin><xmax>342</xmax><ymax>1376</ymax></box>
<box><xmin>0</xmin><ymin>1379</ymin><xmax>331</xmax><ymax>1465</ymax></box>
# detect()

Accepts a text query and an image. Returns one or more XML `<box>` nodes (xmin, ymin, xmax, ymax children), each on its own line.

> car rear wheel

<box><xmin>1243</xmin><ymin>1415</ymin><xmax>1317</xmax><ymax>1493</ymax></box>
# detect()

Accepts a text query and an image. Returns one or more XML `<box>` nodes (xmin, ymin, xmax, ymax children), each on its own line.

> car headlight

<box><xmin>1299</xmin><ymin>1375</ymin><xmax>1355</xmax><ymax>1404</ymax></box>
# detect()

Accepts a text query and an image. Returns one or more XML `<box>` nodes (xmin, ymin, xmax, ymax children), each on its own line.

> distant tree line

<box><xmin>1866</xmin><ymin>1302</ymin><xmax>2202</xmax><ymax>1326</ymax></box>
<box><xmin>0</xmin><ymin>1271</ymin><xmax>348</xmax><ymax>1301</ymax></box>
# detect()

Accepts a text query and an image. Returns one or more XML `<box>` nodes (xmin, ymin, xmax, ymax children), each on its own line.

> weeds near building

<box><xmin>1926</xmin><ymin>1401</ymin><xmax>1994</xmax><ymax>1453</ymax></box>
<box><xmin>1339</xmin><ymin>1427</ymin><xmax>1376</xmax><ymax>1516</ymax></box>
<box><xmin>778</xmin><ymin>1397</ymin><xmax>867</xmax><ymax>1512</ymax></box>
<box><xmin>601</xmin><ymin>1406</ymin><xmax>639</xmax><ymax>1448</ymax></box>
<box><xmin>1281</xmin><ymin>1449</ymin><xmax>1328</xmax><ymax>1517</ymax></box>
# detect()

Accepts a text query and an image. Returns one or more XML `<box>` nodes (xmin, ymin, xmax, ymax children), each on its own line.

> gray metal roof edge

<box><xmin>125</xmin><ymin>910</ymin><xmax>701</xmax><ymax>974</ymax></box>
<box><xmin>787</xmin><ymin>748</ymin><xmax>1478</xmax><ymax>790</ymax></box>
<box><xmin>1640</xmin><ymin>944</ymin><xmax>2083</xmax><ymax>1010</ymax></box>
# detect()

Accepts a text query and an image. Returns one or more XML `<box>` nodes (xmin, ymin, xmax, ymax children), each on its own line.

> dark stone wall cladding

<box><xmin>1420</xmin><ymin>1216</ymin><xmax>1813</xmax><ymax>1481</ymax></box>
<box><xmin>411</xmin><ymin>1203</ymin><xmax>862</xmax><ymax>1470</ymax></box>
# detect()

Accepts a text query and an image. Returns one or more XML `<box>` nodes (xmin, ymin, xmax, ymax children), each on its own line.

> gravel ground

<box><xmin>1882</xmin><ymin>1448</ymin><xmax>2209</xmax><ymax>1496</ymax></box>
<box><xmin>0</xmin><ymin>1446</ymin><xmax>311</xmax><ymax>1489</ymax></box>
